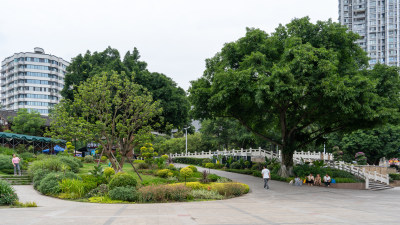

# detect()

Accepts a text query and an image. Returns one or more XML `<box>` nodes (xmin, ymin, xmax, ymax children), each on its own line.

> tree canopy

<box><xmin>50</xmin><ymin>72</ymin><xmax>162</xmax><ymax>171</ymax></box>
<box><xmin>9</xmin><ymin>108</ymin><xmax>46</xmax><ymax>136</ymax></box>
<box><xmin>61</xmin><ymin>47</ymin><xmax>190</xmax><ymax>131</ymax></box>
<box><xmin>188</xmin><ymin>17</ymin><xmax>400</xmax><ymax>176</ymax></box>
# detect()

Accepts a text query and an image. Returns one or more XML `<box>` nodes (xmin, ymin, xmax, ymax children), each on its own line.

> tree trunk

<box><xmin>279</xmin><ymin>151</ymin><xmax>294</xmax><ymax>177</ymax></box>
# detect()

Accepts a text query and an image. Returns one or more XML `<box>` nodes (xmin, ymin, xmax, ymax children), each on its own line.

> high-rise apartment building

<box><xmin>339</xmin><ymin>0</ymin><xmax>400</xmax><ymax>66</ymax></box>
<box><xmin>0</xmin><ymin>48</ymin><xmax>69</xmax><ymax>115</ymax></box>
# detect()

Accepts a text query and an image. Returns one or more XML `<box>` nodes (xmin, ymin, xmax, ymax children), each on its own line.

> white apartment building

<box><xmin>0</xmin><ymin>48</ymin><xmax>69</xmax><ymax>115</ymax></box>
<box><xmin>339</xmin><ymin>0</ymin><xmax>400</xmax><ymax>66</ymax></box>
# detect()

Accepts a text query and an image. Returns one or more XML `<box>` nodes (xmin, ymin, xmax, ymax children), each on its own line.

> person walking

<box><xmin>12</xmin><ymin>154</ymin><xmax>21</xmax><ymax>176</ymax></box>
<box><xmin>261</xmin><ymin>166</ymin><xmax>270</xmax><ymax>190</ymax></box>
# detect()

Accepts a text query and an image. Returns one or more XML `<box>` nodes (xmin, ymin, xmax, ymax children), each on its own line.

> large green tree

<box><xmin>51</xmin><ymin>72</ymin><xmax>162</xmax><ymax>171</ymax></box>
<box><xmin>188</xmin><ymin>17</ymin><xmax>400</xmax><ymax>177</ymax></box>
<box><xmin>62</xmin><ymin>47</ymin><xmax>189</xmax><ymax>130</ymax></box>
<box><xmin>9</xmin><ymin>108</ymin><xmax>46</xmax><ymax>136</ymax></box>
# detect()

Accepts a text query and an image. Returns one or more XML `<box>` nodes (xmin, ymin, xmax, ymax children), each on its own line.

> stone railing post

<box><xmin>365</xmin><ymin>178</ymin><xmax>369</xmax><ymax>189</ymax></box>
<box><xmin>374</xmin><ymin>171</ymin><xmax>377</xmax><ymax>181</ymax></box>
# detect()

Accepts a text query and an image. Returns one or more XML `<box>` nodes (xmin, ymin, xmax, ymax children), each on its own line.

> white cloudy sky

<box><xmin>0</xmin><ymin>0</ymin><xmax>338</xmax><ymax>91</ymax></box>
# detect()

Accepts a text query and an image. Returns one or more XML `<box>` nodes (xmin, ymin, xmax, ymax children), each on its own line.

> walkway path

<box><xmin>1</xmin><ymin>166</ymin><xmax>400</xmax><ymax>225</ymax></box>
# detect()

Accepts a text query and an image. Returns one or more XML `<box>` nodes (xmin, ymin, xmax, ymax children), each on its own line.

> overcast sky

<box><xmin>0</xmin><ymin>0</ymin><xmax>338</xmax><ymax>91</ymax></box>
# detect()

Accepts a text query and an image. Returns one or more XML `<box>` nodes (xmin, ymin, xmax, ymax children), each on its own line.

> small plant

<box><xmin>85</xmin><ymin>184</ymin><xmax>109</xmax><ymax>198</ymax></box>
<box><xmin>109</xmin><ymin>186</ymin><xmax>138</xmax><ymax>202</ymax></box>
<box><xmin>101</xmin><ymin>156</ymin><xmax>108</xmax><ymax>161</ymax></box>
<box><xmin>180</xmin><ymin>167</ymin><xmax>194</xmax><ymax>184</ymax></box>
<box><xmin>207</xmin><ymin>174</ymin><xmax>221</xmax><ymax>182</ymax></box>
<box><xmin>108</xmin><ymin>172</ymin><xmax>137</xmax><ymax>190</ymax></box>
<box><xmin>11</xmin><ymin>201</ymin><xmax>38</xmax><ymax>208</ymax></box>
<box><xmin>187</xmin><ymin>165</ymin><xmax>198</xmax><ymax>172</ymax></box>
<box><xmin>140</xmin><ymin>143</ymin><xmax>158</xmax><ymax>165</ymax></box>
<box><xmin>156</xmin><ymin>169</ymin><xmax>173</xmax><ymax>178</ymax></box>
<box><xmin>104</xmin><ymin>167</ymin><xmax>115</xmax><ymax>179</ymax></box>
<box><xmin>200</xmin><ymin>170</ymin><xmax>209</xmax><ymax>183</ymax></box>
<box><xmin>190</xmin><ymin>189</ymin><xmax>223</xmax><ymax>200</ymax></box>
<box><xmin>168</xmin><ymin>164</ymin><xmax>176</xmax><ymax>170</ymax></box>
<box><xmin>84</xmin><ymin>155</ymin><xmax>94</xmax><ymax>163</ymax></box>
<box><xmin>59</xmin><ymin>179</ymin><xmax>87</xmax><ymax>199</ymax></box>
<box><xmin>90</xmin><ymin>165</ymin><xmax>103</xmax><ymax>177</ymax></box>
<box><xmin>205</xmin><ymin>163</ymin><xmax>215</xmax><ymax>173</ymax></box>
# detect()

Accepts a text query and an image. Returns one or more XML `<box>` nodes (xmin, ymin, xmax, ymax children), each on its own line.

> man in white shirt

<box><xmin>261</xmin><ymin>166</ymin><xmax>270</xmax><ymax>190</ymax></box>
<box><xmin>323</xmin><ymin>174</ymin><xmax>331</xmax><ymax>187</ymax></box>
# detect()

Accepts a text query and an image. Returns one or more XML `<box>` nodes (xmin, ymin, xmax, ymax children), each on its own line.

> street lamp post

<box><xmin>183</xmin><ymin>127</ymin><xmax>189</xmax><ymax>155</ymax></box>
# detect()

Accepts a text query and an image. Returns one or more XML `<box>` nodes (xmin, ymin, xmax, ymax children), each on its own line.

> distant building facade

<box><xmin>1</xmin><ymin>48</ymin><xmax>69</xmax><ymax>115</ymax></box>
<box><xmin>339</xmin><ymin>0</ymin><xmax>400</xmax><ymax>67</ymax></box>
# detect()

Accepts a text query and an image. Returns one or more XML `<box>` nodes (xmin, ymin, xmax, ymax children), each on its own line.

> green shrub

<box><xmin>100</xmin><ymin>156</ymin><xmax>108</xmax><ymax>161</ymax></box>
<box><xmin>139</xmin><ymin>184</ymin><xmax>191</xmax><ymax>202</ymax></box>
<box><xmin>229</xmin><ymin>161</ymin><xmax>242</xmax><ymax>169</ymax></box>
<box><xmin>19</xmin><ymin>152</ymin><xmax>36</xmax><ymax>162</ymax></box>
<box><xmin>59</xmin><ymin>179</ymin><xmax>87</xmax><ymax>199</ymax></box>
<box><xmin>57</xmin><ymin>156</ymin><xmax>81</xmax><ymax>173</ymax></box>
<box><xmin>38</xmin><ymin>172</ymin><xmax>79</xmax><ymax>195</ymax></box>
<box><xmin>85</xmin><ymin>184</ymin><xmax>109</xmax><ymax>198</ymax></box>
<box><xmin>104</xmin><ymin>167</ymin><xmax>115</xmax><ymax>178</ymax></box>
<box><xmin>205</xmin><ymin>163</ymin><xmax>215</xmax><ymax>170</ymax></box>
<box><xmin>32</xmin><ymin>169</ymin><xmax>50</xmax><ymax>189</ymax></box>
<box><xmin>172</xmin><ymin>157</ymin><xmax>204</xmax><ymax>166</ymax></box>
<box><xmin>0</xmin><ymin>154</ymin><xmax>15</xmax><ymax>174</ymax></box>
<box><xmin>389</xmin><ymin>173</ymin><xmax>400</xmax><ymax>180</ymax></box>
<box><xmin>252</xmin><ymin>171</ymin><xmax>262</xmax><ymax>177</ymax></box>
<box><xmin>138</xmin><ymin>163</ymin><xmax>149</xmax><ymax>169</ymax></box>
<box><xmin>28</xmin><ymin>157</ymin><xmax>66</xmax><ymax>176</ymax></box>
<box><xmin>207</xmin><ymin>174</ymin><xmax>221</xmax><ymax>182</ymax></box>
<box><xmin>0</xmin><ymin>180</ymin><xmax>19</xmax><ymax>205</ymax></box>
<box><xmin>12</xmin><ymin>201</ymin><xmax>37</xmax><ymax>208</ymax></box>
<box><xmin>84</xmin><ymin>155</ymin><xmax>94</xmax><ymax>163</ymax></box>
<box><xmin>108</xmin><ymin>172</ymin><xmax>137</xmax><ymax>190</ymax></box>
<box><xmin>214</xmin><ymin>163</ymin><xmax>224</xmax><ymax>169</ymax></box>
<box><xmin>156</xmin><ymin>169</ymin><xmax>173</xmax><ymax>178</ymax></box>
<box><xmin>133</xmin><ymin>159</ymin><xmax>145</xmax><ymax>164</ymax></box>
<box><xmin>212</xmin><ymin>183</ymin><xmax>249</xmax><ymax>197</ymax></box>
<box><xmin>109</xmin><ymin>186</ymin><xmax>138</xmax><ymax>202</ymax></box>
<box><xmin>187</xmin><ymin>165</ymin><xmax>197</xmax><ymax>172</ymax></box>
<box><xmin>251</xmin><ymin>162</ymin><xmax>266</xmax><ymax>171</ymax></box>
<box><xmin>168</xmin><ymin>164</ymin><xmax>176</xmax><ymax>170</ymax></box>
<box><xmin>190</xmin><ymin>189</ymin><xmax>223</xmax><ymax>200</ymax></box>
<box><xmin>0</xmin><ymin>146</ymin><xmax>14</xmax><ymax>156</ymax></box>
<box><xmin>180</xmin><ymin>167</ymin><xmax>193</xmax><ymax>183</ymax></box>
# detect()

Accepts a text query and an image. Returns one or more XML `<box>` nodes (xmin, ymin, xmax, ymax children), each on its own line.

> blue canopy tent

<box><xmin>42</xmin><ymin>149</ymin><xmax>49</xmax><ymax>153</ymax></box>
<box><xmin>54</xmin><ymin>145</ymin><xmax>64</xmax><ymax>153</ymax></box>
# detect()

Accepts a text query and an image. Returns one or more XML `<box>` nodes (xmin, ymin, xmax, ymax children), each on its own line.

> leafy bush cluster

<box><xmin>108</xmin><ymin>172</ymin><xmax>137</xmax><ymax>190</ymax></box>
<box><xmin>172</xmin><ymin>157</ymin><xmax>204</xmax><ymax>166</ymax></box>
<box><xmin>190</xmin><ymin>189</ymin><xmax>223</xmax><ymax>200</ymax></box>
<box><xmin>0</xmin><ymin>180</ymin><xmax>19</xmax><ymax>205</ymax></box>
<box><xmin>156</xmin><ymin>169</ymin><xmax>173</xmax><ymax>178</ymax></box>
<box><xmin>389</xmin><ymin>173</ymin><xmax>400</xmax><ymax>180</ymax></box>
<box><xmin>28</xmin><ymin>155</ymin><xmax>82</xmax><ymax>175</ymax></box>
<box><xmin>85</xmin><ymin>184</ymin><xmax>109</xmax><ymax>198</ymax></box>
<box><xmin>84</xmin><ymin>155</ymin><xmax>94</xmax><ymax>163</ymax></box>
<box><xmin>37</xmin><ymin>172</ymin><xmax>80</xmax><ymax>195</ymax></box>
<box><xmin>187</xmin><ymin>165</ymin><xmax>197</xmax><ymax>172</ymax></box>
<box><xmin>59</xmin><ymin>179</ymin><xmax>87</xmax><ymax>199</ymax></box>
<box><xmin>139</xmin><ymin>184</ymin><xmax>191</xmax><ymax>202</ymax></box>
<box><xmin>109</xmin><ymin>186</ymin><xmax>138</xmax><ymax>201</ymax></box>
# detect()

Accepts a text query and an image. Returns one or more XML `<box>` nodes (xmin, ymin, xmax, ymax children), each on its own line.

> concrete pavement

<box><xmin>1</xmin><ymin>166</ymin><xmax>399</xmax><ymax>225</ymax></box>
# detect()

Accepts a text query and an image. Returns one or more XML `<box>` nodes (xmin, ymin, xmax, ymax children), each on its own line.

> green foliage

<box><xmin>156</xmin><ymin>169</ymin><xmax>173</xmax><ymax>178</ymax></box>
<box><xmin>109</xmin><ymin>186</ymin><xmax>138</xmax><ymax>202</ymax></box>
<box><xmin>187</xmin><ymin>165</ymin><xmax>198</xmax><ymax>172</ymax></box>
<box><xmin>172</xmin><ymin>157</ymin><xmax>204</xmax><ymax>166</ymax></box>
<box><xmin>188</xmin><ymin>17</ymin><xmax>400</xmax><ymax>175</ymax></box>
<box><xmin>133</xmin><ymin>160</ymin><xmax>145</xmax><ymax>164</ymax></box>
<box><xmin>154</xmin><ymin>157</ymin><xmax>166</xmax><ymax>169</ymax></box>
<box><xmin>32</xmin><ymin>169</ymin><xmax>50</xmax><ymax>189</ymax></box>
<box><xmin>139</xmin><ymin>184</ymin><xmax>191</xmax><ymax>202</ymax></box>
<box><xmin>90</xmin><ymin>165</ymin><xmax>103</xmax><ymax>177</ymax></box>
<box><xmin>140</xmin><ymin>143</ymin><xmax>158</xmax><ymax>164</ymax></box>
<box><xmin>207</xmin><ymin>174</ymin><xmax>221</xmax><ymax>182</ymax></box>
<box><xmin>38</xmin><ymin>172</ymin><xmax>80</xmax><ymax>195</ymax></box>
<box><xmin>334</xmin><ymin>178</ymin><xmax>358</xmax><ymax>183</ymax></box>
<box><xmin>79</xmin><ymin>174</ymin><xmax>107</xmax><ymax>187</ymax></box>
<box><xmin>108</xmin><ymin>172</ymin><xmax>138</xmax><ymax>190</ymax></box>
<box><xmin>85</xmin><ymin>184</ymin><xmax>109</xmax><ymax>198</ymax></box>
<box><xmin>59</xmin><ymin>179</ymin><xmax>88</xmax><ymax>199</ymax></box>
<box><xmin>205</xmin><ymin>163</ymin><xmax>214</xmax><ymax>169</ymax></box>
<box><xmin>156</xmin><ymin>133</ymin><xmax>213</xmax><ymax>155</ymax></box>
<box><xmin>0</xmin><ymin>180</ymin><xmax>19</xmax><ymax>205</ymax></box>
<box><xmin>229</xmin><ymin>161</ymin><xmax>242</xmax><ymax>169</ymax></box>
<box><xmin>11</xmin><ymin>201</ymin><xmax>37</xmax><ymax>208</ymax></box>
<box><xmin>211</xmin><ymin>183</ymin><xmax>249</xmax><ymax>197</ymax></box>
<box><xmin>389</xmin><ymin>173</ymin><xmax>400</xmax><ymax>180</ymax></box>
<box><xmin>0</xmin><ymin>146</ymin><xmax>14</xmax><ymax>156</ymax></box>
<box><xmin>62</xmin><ymin>46</ymin><xmax>190</xmax><ymax>131</ymax></box>
<box><xmin>84</xmin><ymin>155</ymin><xmax>94</xmax><ymax>163</ymax></box>
<box><xmin>28</xmin><ymin>157</ymin><xmax>67</xmax><ymax>176</ymax></box>
<box><xmin>0</xmin><ymin>154</ymin><xmax>16</xmax><ymax>174</ymax></box>
<box><xmin>104</xmin><ymin>167</ymin><xmax>115</xmax><ymax>178</ymax></box>
<box><xmin>57</xmin><ymin>156</ymin><xmax>81</xmax><ymax>173</ymax></box>
<box><xmin>190</xmin><ymin>189</ymin><xmax>224</xmax><ymax>200</ymax></box>
<box><xmin>180</xmin><ymin>167</ymin><xmax>194</xmax><ymax>183</ymax></box>
<box><xmin>101</xmin><ymin>156</ymin><xmax>108</xmax><ymax>161</ymax></box>
<box><xmin>9</xmin><ymin>108</ymin><xmax>45</xmax><ymax>136</ymax></box>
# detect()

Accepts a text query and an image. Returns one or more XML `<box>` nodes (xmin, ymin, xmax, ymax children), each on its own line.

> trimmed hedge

<box><xmin>172</xmin><ymin>157</ymin><xmax>204</xmax><ymax>166</ymax></box>
<box><xmin>108</xmin><ymin>172</ymin><xmax>137</xmax><ymax>190</ymax></box>
<box><xmin>109</xmin><ymin>186</ymin><xmax>138</xmax><ymax>202</ymax></box>
<box><xmin>389</xmin><ymin>173</ymin><xmax>400</xmax><ymax>180</ymax></box>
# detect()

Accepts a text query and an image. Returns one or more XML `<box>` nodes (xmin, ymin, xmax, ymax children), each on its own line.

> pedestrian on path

<box><xmin>12</xmin><ymin>154</ymin><xmax>21</xmax><ymax>176</ymax></box>
<box><xmin>261</xmin><ymin>166</ymin><xmax>270</xmax><ymax>190</ymax></box>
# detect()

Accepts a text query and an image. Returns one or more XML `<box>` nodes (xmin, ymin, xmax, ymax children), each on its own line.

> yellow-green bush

<box><xmin>168</xmin><ymin>181</ymin><xmax>249</xmax><ymax>197</ymax></box>
<box><xmin>104</xmin><ymin>167</ymin><xmax>115</xmax><ymax>178</ymax></box>
<box><xmin>187</xmin><ymin>165</ymin><xmax>198</xmax><ymax>172</ymax></box>
<box><xmin>133</xmin><ymin>160</ymin><xmax>145</xmax><ymax>164</ymax></box>
<box><xmin>156</xmin><ymin>169</ymin><xmax>173</xmax><ymax>178</ymax></box>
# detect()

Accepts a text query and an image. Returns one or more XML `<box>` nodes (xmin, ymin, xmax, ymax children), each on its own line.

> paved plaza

<box><xmin>1</xmin><ymin>166</ymin><xmax>399</xmax><ymax>225</ymax></box>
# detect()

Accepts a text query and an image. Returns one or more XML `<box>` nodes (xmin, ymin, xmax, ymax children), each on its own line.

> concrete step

<box><xmin>0</xmin><ymin>173</ymin><xmax>32</xmax><ymax>185</ymax></box>
<box><xmin>368</xmin><ymin>180</ymin><xmax>393</xmax><ymax>191</ymax></box>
